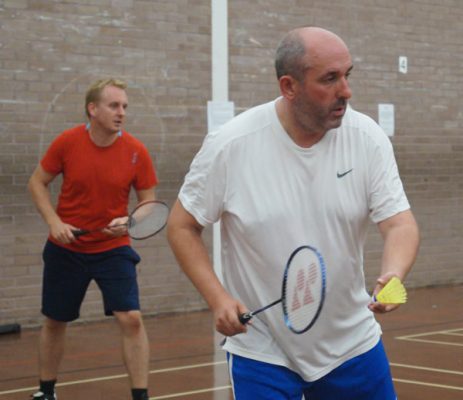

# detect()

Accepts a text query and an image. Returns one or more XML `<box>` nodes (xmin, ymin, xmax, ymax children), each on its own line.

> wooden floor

<box><xmin>1</xmin><ymin>285</ymin><xmax>462</xmax><ymax>400</ymax></box>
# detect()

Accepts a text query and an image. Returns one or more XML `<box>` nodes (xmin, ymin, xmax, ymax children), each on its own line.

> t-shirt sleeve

<box><xmin>133</xmin><ymin>143</ymin><xmax>158</xmax><ymax>190</ymax></box>
<box><xmin>367</xmin><ymin>125</ymin><xmax>410</xmax><ymax>223</ymax></box>
<box><xmin>178</xmin><ymin>131</ymin><xmax>227</xmax><ymax>227</ymax></box>
<box><xmin>40</xmin><ymin>134</ymin><xmax>66</xmax><ymax>175</ymax></box>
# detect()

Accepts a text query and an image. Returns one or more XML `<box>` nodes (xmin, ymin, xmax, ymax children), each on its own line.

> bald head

<box><xmin>275</xmin><ymin>27</ymin><xmax>350</xmax><ymax>81</ymax></box>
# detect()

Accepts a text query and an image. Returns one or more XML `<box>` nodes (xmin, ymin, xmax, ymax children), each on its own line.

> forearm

<box><xmin>369</xmin><ymin>210</ymin><xmax>419</xmax><ymax>313</ymax></box>
<box><xmin>28</xmin><ymin>166</ymin><xmax>77</xmax><ymax>244</ymax></box>
<box><xmin>380</xmin><ymin>225</ymin><xmax>419</xmax><ymax>281</ymax></box>
<box><xmin>379</xmin><ymin>211</ymin><xmax>420</xmax><ymax>281</ymax></box>
<box><xmin>28</xmin><ymin>177</ymin><xmax>60</xmax><ymax>227</ymax></box>
<box><xmin>136</xmin><ymin>187</ymin><xmax>156</xmax><ymax>204</ymax></box>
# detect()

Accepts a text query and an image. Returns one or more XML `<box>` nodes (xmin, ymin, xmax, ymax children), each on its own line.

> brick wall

<box><xmin>0</xmin><ymin>0</ymin><xmax>461</xmax><ymax>327</ymax></box>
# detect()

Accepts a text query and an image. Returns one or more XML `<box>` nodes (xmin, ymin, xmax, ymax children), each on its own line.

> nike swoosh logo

<box><xmin>337</xmin><ymin>168</ymin><xmax>353</xmax><ymax>178</ymax></box>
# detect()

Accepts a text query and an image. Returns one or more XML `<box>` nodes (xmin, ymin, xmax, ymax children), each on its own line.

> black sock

<box><xmin>39</xmin><ymin>380</ymin><xmax>56</xmax><ymax>395</ymax></box>
<box><xmin>131</xmin><ymin>388</ymin><xmax>149</xmax><ymax>400</ymax></box>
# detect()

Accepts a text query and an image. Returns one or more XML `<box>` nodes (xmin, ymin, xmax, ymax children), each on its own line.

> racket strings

<box><xmin>283</xmin><ymin>251</ymin><xmax>324</xmax><ymax>333</ymax></box>
<box><xmin>128</xmin><ymin>202</ymin><xmax>169</xmax><ymax>239</ymax></box>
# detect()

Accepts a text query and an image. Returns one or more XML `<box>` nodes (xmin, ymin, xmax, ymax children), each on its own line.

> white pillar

<box><xmin>211</xmin><ymin>3</ymin><xmax>231</xmax><ymax>397</ymax></box>
<box><xmin>212</xmin><ymin>0</ymin><xmax>229</xmax><ymax>102</ymax></box>
<box><xmin>210</xmin><ymin>0</ymin><xmax>230</xmax><ymax>282</ymax></box>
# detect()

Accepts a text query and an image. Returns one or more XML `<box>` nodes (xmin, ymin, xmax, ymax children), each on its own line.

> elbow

<box><xmin>166</xmin><ymin>212</ymin><xmax>184</xmax><ymax>248</ymax></box>
<box><xmin>166</xmin><ymin>217</ymin><xmax>176</xmax><ymax>247</ymax></box>
<box><xmin>408</xmin><ymin>213</ymin><xmax>421</xmax><ymax>249</ymax></box>
<box><xmin>167</xmin><ymin>200</ymin><xmax>203</xmax><ymax>244</ymax></box>
<box><xmin>403</xmin><ymin>217</ymin><xmax>421</xmax><ymax>264</ymax></box>
<box><xmin>27</xmin><ymin>176</ymin><xmax>36</xmax><ymax>195</ymax></box>
<box><xmin>166</xmin><ymin>210</ymin><xmax>203</xmax><ymax>250</ymax></box>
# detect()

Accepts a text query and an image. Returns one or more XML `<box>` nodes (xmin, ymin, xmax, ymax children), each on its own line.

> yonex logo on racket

<box><xmin>292</xmin><ymin>264</ymin><xmax>317</xmax><ymax>312</ymax></box>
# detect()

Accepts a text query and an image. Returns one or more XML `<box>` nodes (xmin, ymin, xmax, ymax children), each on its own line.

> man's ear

<box><xmin>87</xmin><ymin>102</ymin><xmax>97</xmax><ymax>118</ymax></box>
<box><xmin>278</xmin><ymin>75</ymin><xmax>298</xmax><ymax>100</ymax></box>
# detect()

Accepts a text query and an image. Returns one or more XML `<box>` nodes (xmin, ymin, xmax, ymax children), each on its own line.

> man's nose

<box><xmin>338</xmin><ymin>77</ymin><xmax>352</xmax><ymax>99</ymax></box>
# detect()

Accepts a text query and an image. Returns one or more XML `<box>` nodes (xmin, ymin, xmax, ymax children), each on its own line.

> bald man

<box><xmin>168</xmin><ymin>27</ymin><xmax>419</xmax><ymax>399</ymax></box>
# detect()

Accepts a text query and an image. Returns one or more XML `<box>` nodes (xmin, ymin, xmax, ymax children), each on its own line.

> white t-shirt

<box><xmin>178</xmin><ymin>99</ymin><xmax>410</xmax><ymax>381</ymax></box>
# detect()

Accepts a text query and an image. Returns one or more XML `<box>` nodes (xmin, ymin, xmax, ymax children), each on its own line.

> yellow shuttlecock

<box><xmin>374</xmin><ymin>277</ymin><xmax>407</xmax><ymax>304</ymax></box>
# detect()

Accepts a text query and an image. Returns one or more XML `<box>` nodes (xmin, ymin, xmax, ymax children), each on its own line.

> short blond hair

<box><xmin>85</xmin><ymin>78</ymin><xmax>127</xmax><ymax>118</ymax></box>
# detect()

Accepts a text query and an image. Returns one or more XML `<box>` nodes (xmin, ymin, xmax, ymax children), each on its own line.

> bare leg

<box><xmin>114</xmin><ymin>310</ymin><xmax>150</xmax><ymax>388</ymax></box>
<box><xmin>38</xmin><ymin>317</ymin><xmax>67</xmax><ymax>381</ymax></box>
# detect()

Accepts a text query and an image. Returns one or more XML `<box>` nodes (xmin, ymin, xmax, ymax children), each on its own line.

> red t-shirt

<box><xmin>41</xmin><ymin>124</ymin><xmax>158</xmax><ymax>253</ymax></box>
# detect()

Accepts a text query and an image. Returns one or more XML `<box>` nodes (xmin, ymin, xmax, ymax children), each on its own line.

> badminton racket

<box><xmin>241</xmin><ymin>245</ymin><xmax>327</xmax><ymax>334</ymax></box>
<box><xmin>72</xmin><ymin>200</ymin><xmax>169</xmax><ymax>240</ymax></box>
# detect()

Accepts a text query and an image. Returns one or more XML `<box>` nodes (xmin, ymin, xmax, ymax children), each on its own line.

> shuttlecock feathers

<box><xmin>375</xmin><ymin>277</ymin><xmax>407</xmax><ymax>304</ymax></box>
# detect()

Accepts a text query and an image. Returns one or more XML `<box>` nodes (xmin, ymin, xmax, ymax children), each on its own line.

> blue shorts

<box><xmin>42</xmin><ymin>240</ymin><xmax>141</xmax><ymax>322</ymax></box>
<box><xmin>228</xmin><ymin>339</ymin><xmax>397</xmax><ymax>400</ymax></box>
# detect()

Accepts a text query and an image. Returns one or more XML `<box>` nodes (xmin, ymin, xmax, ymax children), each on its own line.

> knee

<box><xmin>115</xmin><ymin>310</ymin><xmax>145</xmax><ymax>334</ymax></box>
<box><xmin>41</xmin><ymin>318</ymin><xmax>67</xmax><ymax>342</ymax></box>
<box><xmin>43</xmin><ymin>317</ymin><xmax>67</xmax><ymax>333</ymax></box>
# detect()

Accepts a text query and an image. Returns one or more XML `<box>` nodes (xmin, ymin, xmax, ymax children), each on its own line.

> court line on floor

<box><xmin>393</xmin><ymin>378</ymin><xmax>463</xmax><ymax>392</ymax></box>
<box><xmin>397</xmin><ymin>328</ymin><xmax>463</xmax><ymax>338</ymax></box>
<box><xmin>397</xmin><ymin>338</ymin><xmax>463</xmax><ymax>346</ymax></box>
<box><xmin>151</xmin><ymin>385</ymin><xmax>231</xmax><ymax>399</ymax></box>
<box><xmin>446</xmin><ymin>332</ymin><xmax>463</xmax><ymax>337</ymax></box>
<box><xmin>3</xmin><ymin>359</ymin><xmax>463</xmax><ymax>397</ymax></box>
<box><xmin>391</xmin><ymin>362</ymin><xmax>463</xmax><ymax>376</ymax></box>
<box><xmin>0</xmin><ymin>360</ymin><xmax>228</xmax><ymax>396</ymax></box>
<box><xmin>396</xmin><ymin>328</ymin><xmax>463</xmax><ymax>346</ymax></box>
<box><xmin>390</xmin><ymin>362</ymin><xmax>463</xmax><ymax>392</ymax></box>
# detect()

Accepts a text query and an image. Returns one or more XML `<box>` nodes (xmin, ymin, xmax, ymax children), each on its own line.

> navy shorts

<box><xmin>41</xmin><ymin>240</ymin><xmax>141</xmax><ymax>322</ymax></box>
<box><xmin>228</xmin><ymin>339</ymin><xmax>397</xmax><ymax>400</ymax></box>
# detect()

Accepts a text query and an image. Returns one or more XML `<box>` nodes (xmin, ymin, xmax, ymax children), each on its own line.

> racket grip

<box><xmin>72</xmin><ymin>229</ymin><xmax>88</xmax><ymax>237</ymax></box>
<box><xmin>239</xmin><ymin>313</ymin><xmax>253</xmax><ymax>325</ymax></box>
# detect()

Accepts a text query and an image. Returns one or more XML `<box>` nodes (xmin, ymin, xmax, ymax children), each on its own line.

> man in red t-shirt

<box><xmin>28</xmin><ymin>78</ymin><xmax>157</xmax><ymax>400</ymax></box>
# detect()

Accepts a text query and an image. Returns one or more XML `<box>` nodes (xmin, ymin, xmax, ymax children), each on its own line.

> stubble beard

<box><xmin>293</xmin><ymin>98</ymin><xmax>346</xmax><ymax>137</ymax></box>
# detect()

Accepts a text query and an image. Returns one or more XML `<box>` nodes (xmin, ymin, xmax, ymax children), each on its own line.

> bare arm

<box><xmin>369</xmin><ymin>209</ymin><xmax>420</xmax><ymax>313</ymax></box>
<box><xmin>167</xmin><ymin>199</ymin><xmax>248</xmax><ymax>336</ymax></box>
<box><xmin>135</xmin><ymin>187</ymin><xmax>156</xmax><ymax>204</ymax></box>
<box><xmin>28</xmin><ymin>165</ymin><xmax>76</xmax><ymax>244</ymax></box>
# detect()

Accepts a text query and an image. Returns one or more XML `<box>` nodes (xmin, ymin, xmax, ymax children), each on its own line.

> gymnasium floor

<box><xmin>1</xmin><ymin>284</ymin><xmax>462</xmax><ymax>400</ymax></box>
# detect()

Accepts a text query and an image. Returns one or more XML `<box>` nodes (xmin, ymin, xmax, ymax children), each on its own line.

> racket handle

<box><xmin>72</xmin><ymin>229</ymin><xmax>89</xmax><ymax>237</ymax></box>
<box><xmin>239</xmin><ymin>312</ymin><xmax>253</xmax><ymax>325</ymax></box>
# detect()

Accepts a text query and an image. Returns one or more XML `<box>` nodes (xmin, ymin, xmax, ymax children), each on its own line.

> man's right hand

<box><xmin>49</xmin><ymin>220</ymin><xmax>78</xmax><ymax>244</ymax></box>
<box><xmin>212</xmin><ymin>294</ymin><xmax>249</xmax><ymax>337</ymax></box>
